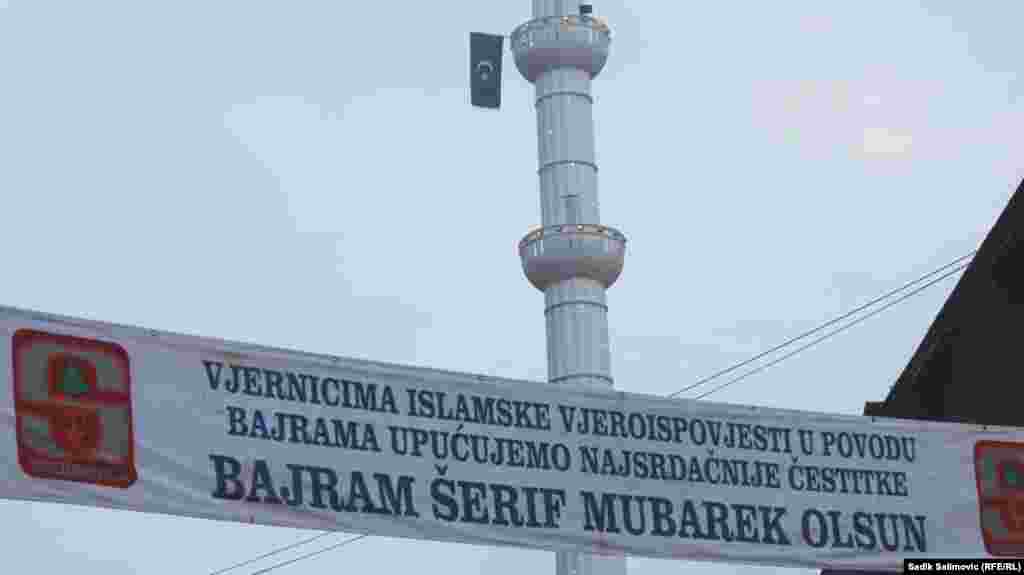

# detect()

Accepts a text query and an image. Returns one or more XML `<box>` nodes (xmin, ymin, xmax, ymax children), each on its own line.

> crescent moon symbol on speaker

<box><xmin>476</xmin><ymin>60</ymin><xmax>494</xmax><ymax>81</ymax></box>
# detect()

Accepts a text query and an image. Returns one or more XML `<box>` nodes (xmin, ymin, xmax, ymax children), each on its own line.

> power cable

<box><xmin>208</xmin><ymin>533</ymin><xmax>332</xmax><ymax>575</ymax></box>
<box><xmin>247</xmin><ymin>534</ymin><xmax>370</xmax><ymax>575</ymax></box>
<box><xmin>667</xmin><ymin>250</ymin><xmax>977</xmax><ymax>398</ymax></box>
<box><xmin>691</xmin><ymin>261</ymin><xmax>969</xmax><ymax>400</ymax></box>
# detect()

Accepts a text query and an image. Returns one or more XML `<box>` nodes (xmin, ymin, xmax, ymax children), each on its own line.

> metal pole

<box><xmin>513</xmin><ymin>2</ymin><xmax>627</xmax><ymax>574</ymax></box>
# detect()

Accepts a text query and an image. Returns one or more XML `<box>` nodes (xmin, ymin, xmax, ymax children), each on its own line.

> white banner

<box><xmin>2</xmin><ymin>305</ymin><xmax>1023</xmax><ymax>571</ymax></box>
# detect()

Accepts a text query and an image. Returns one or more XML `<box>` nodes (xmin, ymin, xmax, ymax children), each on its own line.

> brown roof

<box><xmin>870</xmin><ymin>177</ymin><xmax>1024</xmax><ymax>423</ymax></box>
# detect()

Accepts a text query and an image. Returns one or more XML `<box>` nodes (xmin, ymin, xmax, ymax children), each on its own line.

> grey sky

<box><xmin>1</xmin><ymin>0</ymin><xmax>1021</xmax><ymax>573</ymax></box>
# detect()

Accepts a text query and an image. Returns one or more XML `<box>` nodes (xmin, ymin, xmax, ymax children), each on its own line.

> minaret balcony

<box><xmin>511</xmin><ymin>15</ymin><xmax>611</xmax><ymax>82</ymax></box>
<box><xmin>519</xmin><ymin>224</ymin><xmax>626</xmax><ymax>291</ymax></box>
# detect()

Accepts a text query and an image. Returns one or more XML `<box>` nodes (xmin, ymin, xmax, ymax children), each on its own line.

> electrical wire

<box><xmin>667</xmin><ymin>250</ymin><xmax>977</xmax><ymax>398</ymax></box>
<box><xmin>691</xmin><ymin>261</ymin><xmax>970</xmax><ymax>400</ymax></box>
<box><xmin>247</xmin><ymin>534</ymin><xmax>370</xmax><ymax>575</ymax></box>
<box><xmin>207</xmin><ymin>533</ymin><xmax>332</xmax><ymax>575</ymax></box>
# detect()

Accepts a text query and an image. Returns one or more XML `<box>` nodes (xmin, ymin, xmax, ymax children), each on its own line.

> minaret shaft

<box><xmin>536</xmin><ymin>69</ymin><xmax>599</xmax><ymax>227</ymax></box>
<box><xmin>535</xmin><ymin>67</ymin><xmax>611</xmax><ymax>388</ymax></box>
<box><xmin>513</xmin><ymin>3</ymin><xmax>626</xmax><ymax>574</ymax></box>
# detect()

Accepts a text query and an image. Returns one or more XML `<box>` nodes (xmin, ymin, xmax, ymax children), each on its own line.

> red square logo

<box><xmin>975</xmin><ymin>440</ymin><xmax>1024</xmax><ymax>556</ymax></box>
<box><xmin>12</xmin><ymin>329</ymin><xmax>137</xmax><ymax>488</ymax></box>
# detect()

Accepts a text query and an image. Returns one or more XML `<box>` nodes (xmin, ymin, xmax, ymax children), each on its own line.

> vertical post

<box><xmin>512</xmin><ymin>2</ymin><xmax>626</xmax><ymax>574</ymax></box>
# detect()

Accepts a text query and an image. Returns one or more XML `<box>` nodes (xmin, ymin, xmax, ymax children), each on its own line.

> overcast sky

<box><xmin>1</xmin><ymin>1</ymin><xmax>1022</xmax><ymax>573</ymax></box>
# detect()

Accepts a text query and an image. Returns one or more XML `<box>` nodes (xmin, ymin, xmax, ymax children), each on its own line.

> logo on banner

<box><xmin>12</xmin><ymin>329</ymin><xmax>137</xmax><ymax>487</ymax></box>
<box><xmin>975</xmin><ymin>440</ymin><xmax>1024</xmax><ymax>556</ymax></box>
